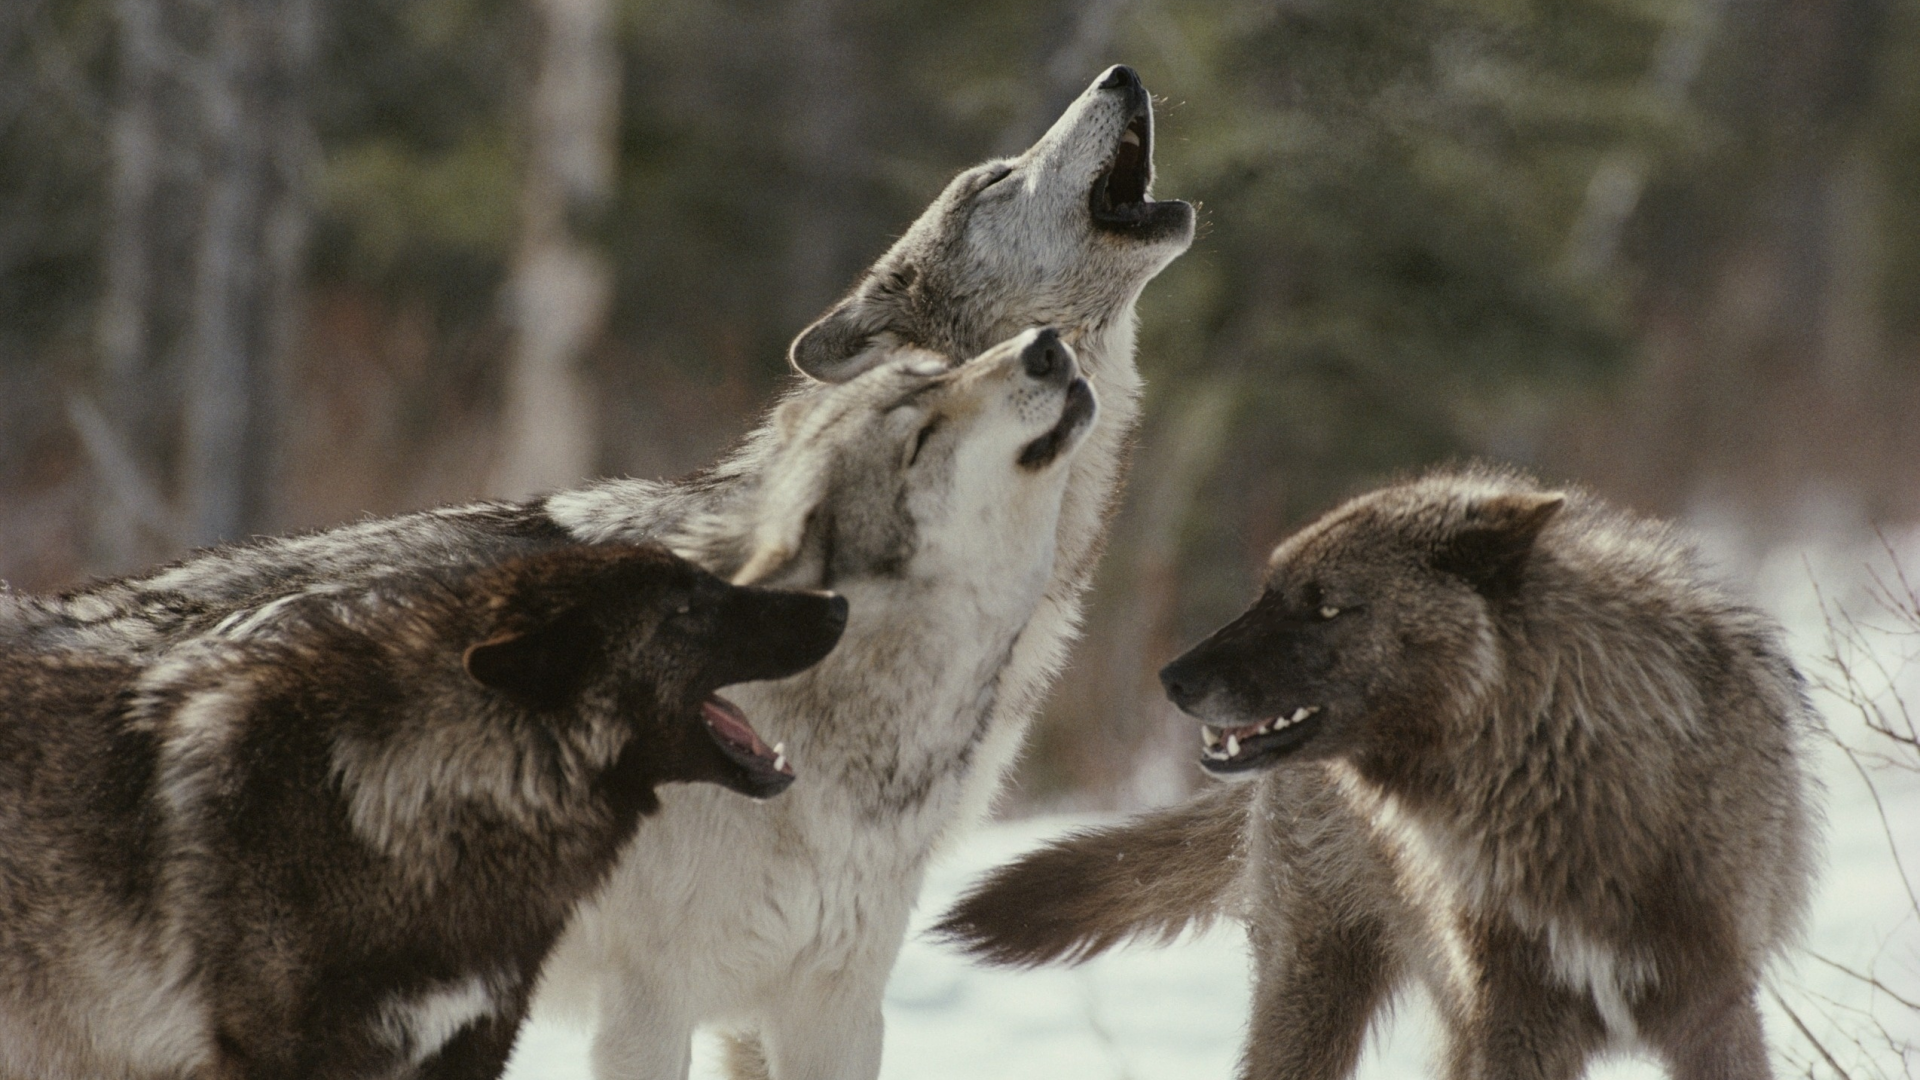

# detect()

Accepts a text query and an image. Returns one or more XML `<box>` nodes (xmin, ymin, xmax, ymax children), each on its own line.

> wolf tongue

<box><xmin>701</xmin><ymin>697</ymin><xmax>775</xmax><ymax>760</ymax></box>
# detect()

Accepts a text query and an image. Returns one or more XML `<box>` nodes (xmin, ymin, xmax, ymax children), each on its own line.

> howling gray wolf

<box><xmin>13</xmin><ymin>63</ymin><xmax>1190</xmax><ymax>1079</ymax></box>
<box><xmin>938</xmin><ymin>466</ymin><xmax>1820</xmax><ymax>1080</ymax></box>
<box><xmin>0</xmin><ymin>544</ymin><xmax>845</xmax><ymax>1080</ymax></box>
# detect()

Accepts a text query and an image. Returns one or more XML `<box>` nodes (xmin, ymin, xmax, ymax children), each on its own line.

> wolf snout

<box><xmin>1158</xmin><ymin>656</ymin><xmax>1207</xmax><ymax>714</ymax></box>
<box><xmin>1159</xmin><ymin>652</ymin><xmax>1232</xmax><ymax>719</ymax></box>
<box><xmin>714</xmin><ymin>586</ymin><xmax>848</xmax><ymax>687</ymax></box>
<box><xmin>1098</xmin><ymin>65</ymin><xmax>1141</xmax><ymax>92</ymax></box>
<box><xmin>1021</xmin><ymin>328</ymin><xmax>1074</xmax><ymax>386</ymax></box>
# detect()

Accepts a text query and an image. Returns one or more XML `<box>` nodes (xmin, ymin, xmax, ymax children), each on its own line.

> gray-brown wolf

<box><xmin>0</xmin><ymin>544</ymin><xmax>843</xmax><ymax>1080</ymax></box>
<box><xmin>939</xmin><ymin>466</ymin><xmax>1819</xmax><ymax>1080</ymax></box>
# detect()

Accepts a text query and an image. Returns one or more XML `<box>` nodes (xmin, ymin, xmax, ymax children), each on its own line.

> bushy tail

<box><xmin>933</xmin><ymin>782</ymin><xmax>1250</xmax><ymax>967</ymax></box>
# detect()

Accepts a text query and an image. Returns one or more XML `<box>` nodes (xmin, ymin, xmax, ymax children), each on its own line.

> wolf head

<box><xmin>459</xmin><ymin>545</ymin><xmax>846</xmax><ymax>799</ymax></box>
<box><xmin>720</xmin><ymin>328</ymin><xmax>1097</xmax><ymax>601</ymax></box>
<box><xmin>1159</xmin><ymin>470</ymin><xmax>1565</xmax><ymax>775</ymax></box>
<box><xmin>790</xmin><ymin>65</ymin><xmax>1195</xmax><ymax>383</ymax></box>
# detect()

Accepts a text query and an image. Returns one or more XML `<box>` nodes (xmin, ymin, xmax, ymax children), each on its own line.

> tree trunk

<box><xmin>91</xmin><ymin>0</ymin><xmax>313</xmax><ymax>568</ymax></box>
<box><xmin>490</xmin><ymin>0</ymin><xmax>617</xmax><ymax>500</ymax></box>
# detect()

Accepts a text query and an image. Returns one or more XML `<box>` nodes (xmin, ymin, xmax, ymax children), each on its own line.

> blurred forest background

<box><xmin>3</xmin><ymin>0</ymin><xmax>1918</xmax><ymax>807</ymax></box>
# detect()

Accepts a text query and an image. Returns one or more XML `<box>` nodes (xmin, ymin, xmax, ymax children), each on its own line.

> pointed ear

<box><xmin>1433</xmin><ymin>492</ymin><xmax>1566</xmax><ymax>595</ymax></box>
<box><xmin>789</xmin><ymin>295</ymin><xmax>901</xmax><ymax>382</ymax></box>
<box><xmin>792</xmin><ymin>257</ymin><xmax>927</xmax><ymax>382</ymax></box>
<box><xmin>732</xmin><ymin>447</ymin><xmax>833</xmax><ymax>586</ymax></box>
<box><xmin>463</xmin><ymin>609</ymin><xmax>601</xmax><ymax>709</ymax></box>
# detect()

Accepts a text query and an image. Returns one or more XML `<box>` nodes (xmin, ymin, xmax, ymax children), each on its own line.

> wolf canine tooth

<box><xmin>1121</xmin><ymin>129</ymin><xmax>1142</xmax><ymax>147</ymax></box>
<box><xmin>1202</xmin><ymin>727</ymin><xmax>1221</xmax><ymax>749</ymax></box>
<box><xmin>1225</xmin><ymin>734</ymin><xmax>1240</xmax><ymax>757</ymax></box>
<box><xmin>1290</xmin><ymin>707</ymin><xmax>1311</xmax><ymax>723</ymax></box>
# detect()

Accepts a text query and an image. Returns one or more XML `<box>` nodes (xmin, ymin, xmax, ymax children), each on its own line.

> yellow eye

<box><xmin>1319</xmin><ymin>606</ymin><xmax>1340</xmax><ymax>620</ymax></box>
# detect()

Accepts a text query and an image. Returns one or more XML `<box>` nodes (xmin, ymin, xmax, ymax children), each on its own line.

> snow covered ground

<box><xmin>506</xmin><ymin>524</ymin><xmax>1920</xmax><ymax>1079</ymax></box>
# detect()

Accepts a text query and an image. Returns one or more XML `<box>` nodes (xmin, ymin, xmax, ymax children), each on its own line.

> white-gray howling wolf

<box><xmin>9</xmin><ymin>63</ymin><xmax>1191</xmax><ymax>1079</ymax></box>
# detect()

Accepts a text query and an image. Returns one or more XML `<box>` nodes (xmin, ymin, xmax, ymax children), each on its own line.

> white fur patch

<box><xmin>152</xmin><ymin>679</ymin><xmax>251</xmax><ymax>824</ymax></box>
<box><xmin>1331</xmin><ymin>761</ymin><xmax>1487</xmax><ymax>1010</ymax></box>
<box><xmin>208</xmin><ymin>588</ymin><xmax>337</xmax><ymax>641</ymax></box>
<box><xmin>1541</xmin><ymin>919</ymin><xmax>1653</xmax><ymax>1042</ymax></box>
<box><xmin>376</xmin><ymin>974</ymin><xmax>497</xmax><ymax>1065</ymax></box>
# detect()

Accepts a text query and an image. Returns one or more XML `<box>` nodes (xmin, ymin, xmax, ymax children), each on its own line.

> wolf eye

<box><xmin>907</xmin><ymin>422</ymin><xmax>938</xmax><ymax>466</ymax></box>
<box><xmin>1319</xmin><ymin>606</ymin><xmax>1341</xmax><ymax>620</ymax></box>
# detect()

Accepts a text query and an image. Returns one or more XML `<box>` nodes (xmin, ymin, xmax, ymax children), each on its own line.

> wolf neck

<box><xmin>1049</xmin><ymin>313</ymin><xmax>1141</xmax><ymax>587</ymax></box>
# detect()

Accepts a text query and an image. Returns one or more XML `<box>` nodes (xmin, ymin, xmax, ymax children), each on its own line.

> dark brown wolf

<box><xmin>939</xmin><ymin>466</ymin><xmax>1819</xmax><ymax>1080</ymax></box>
<box><xmin>0</xmin><ymin>544</ymin><xmax>844</xmax><ymax>1080</ymax></box>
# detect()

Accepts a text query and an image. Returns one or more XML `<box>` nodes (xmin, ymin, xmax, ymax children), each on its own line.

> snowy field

<box><xmin>507</xmin><ymin>523</ymin><xmax>1920</xmax><ymax>1079</ymax></box>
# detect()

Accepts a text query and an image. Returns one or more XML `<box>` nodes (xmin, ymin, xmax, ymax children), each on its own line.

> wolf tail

<box><xmin>932</xmin><ymin>782</ymin><xmax>1249</xmax><ymax>967</ymax></box>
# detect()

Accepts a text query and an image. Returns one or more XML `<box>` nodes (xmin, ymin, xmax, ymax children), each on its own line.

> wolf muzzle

<box><xmin>710</xmin><ymin>587</ymin><xmax>849</xmax><ymax>688</ymax></box>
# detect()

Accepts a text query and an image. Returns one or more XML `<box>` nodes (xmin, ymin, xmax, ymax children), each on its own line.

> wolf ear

<box><xmin>789</xmin><ymin>294</ymin><xmax>904</xmax><ymax>383</ymax></box>
<box><xmin>732</xmin><ymin>446</ymin><xmax>833</xmax><ymax>586</ymax></box>
<box><xmin>1433</xmin><ymin>492</ymin><xmax>1565</xmax><ymax>596</ymax></box>
<box><xmin>792</xmin><ymin>256</ymin><xmax>929</xmax><ymax>382</ymax></box>
<box><xmin>464</xmin><ymin>608</ymin><xmax>602</xmax><ymax>709</ymax></box>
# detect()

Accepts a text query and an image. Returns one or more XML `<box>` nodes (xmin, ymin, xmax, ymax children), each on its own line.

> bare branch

<box><xmin>1770</xmin><ymin>982</ymin><xmax>1856</xmax><ymax>1080</ymax></box>
<box><xmin>1806</xmin><ymin>951</ymin><xmax>1920</xmax><ymax>1013</ymax></box>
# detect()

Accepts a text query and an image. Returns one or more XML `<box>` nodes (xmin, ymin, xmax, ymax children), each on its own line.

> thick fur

<box><xmin>940</xmin><ymin>466</ymin><xmax>1820</xmax><ymax>1080</ymax></box>
<box><xmin>0</xmin><ymin>545</ymin><xmax>845</xmax><ymax>1080</ymax></box>
<box><xmin>935</xmin><ymin>781</ymin><xmax>1251</xmax><ymax>967</ymax></box>
<box><xmin>11</xmin><ymin>66</ymin><xmax>1192</xmax><ymax>1079</ymax></box>
<box><xmin>537</xmin><ymin>328</ymin><xmax>1099</xmax><ymax>1080</ymax></box>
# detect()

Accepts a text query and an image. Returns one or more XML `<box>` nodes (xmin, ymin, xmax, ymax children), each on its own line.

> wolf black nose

<box><xmin>1022</xmin><ymin>329</ymin><xmax>1071</xmax><ymax>385</ymax></box>
<box><xmin>1159</xmin><ymin>659</ymin><xmax>1201</xmax><ymax>711</ymax></box>
<box><xmin>1099</xmin><ymin>66</ymin><xmax>1140</xmax><ymax>91</ymax></box>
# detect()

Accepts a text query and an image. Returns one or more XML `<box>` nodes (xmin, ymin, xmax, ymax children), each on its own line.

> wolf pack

<box><xmin>0</xmin><ymin>65</ymin><xmax>1819</xmax><ymax>1080</ymax></box>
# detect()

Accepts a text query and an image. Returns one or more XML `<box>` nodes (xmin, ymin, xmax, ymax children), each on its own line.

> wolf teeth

<box><xmin>1225</xmin><ymin>734</ymin><xmax>1240</xmax><ymax>757</ymax></box>
<box><xmin>1202</xmin><ymin>727</ymin><xmax>1221</xmax><ymax>749</ymax></box>
<box><xmin>773</xmin><ymin>742</ymin><xmax>786</xmax><ymax>757</ymax></box>
<box><xmin>1121</xmin><ymin>129</ymin><xmax>1141</xmax><ymax>148</ymax></box>
<box><xmin>774</xmin><ymin>754</ymin><xmax>788</xmax><ymax>772</ymax></box>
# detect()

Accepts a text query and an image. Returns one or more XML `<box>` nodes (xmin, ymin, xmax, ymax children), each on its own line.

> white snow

<box><xmin>506</xmin><ymin>524</ymin><xmax>1920</xmax><ymax>1078</ymax></box>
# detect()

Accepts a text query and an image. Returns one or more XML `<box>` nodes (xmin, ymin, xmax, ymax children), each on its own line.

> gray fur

<box><xmin>0</xmin><ymin>544</ymin><xmax>844</xmax><ymax>1080</ymax></box>
<box><xmin>536</xmin><ymin>328</ymin><xmax>1099</xmax><ymax>1080</ymax></box>
<box><xmin>940</xmin><ymin>465</ymin><xmax>1820</xmax><ymax>1080</ymax></box>
<box><xmin>9</xmin><ymin>65</ymin><xmax>1191</xmax><ymax>1079</ymax></box>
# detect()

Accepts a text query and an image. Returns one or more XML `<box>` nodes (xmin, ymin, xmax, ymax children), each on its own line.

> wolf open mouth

<box><xmin>1198</xmin><ymin>707</ymin><xmax>1322</xmax><ymax>774</ymax></box>
<box><xmin>1088</xmin><ymin>108</ymin><xmax>1187</xmax><ymax>240</ymax></box>
<box><xmin>702</xmin><ymin>695</ymin><xmax>794</xmax><ymax>793</ymax></box>
<box><xmin>1017</xmin><ymin>378</ymin><xmax>1095</xmax><ymax>470</ymax></box>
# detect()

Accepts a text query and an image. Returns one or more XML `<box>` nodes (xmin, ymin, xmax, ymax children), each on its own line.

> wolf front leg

<box><xmin>589</xmin><ymin>967</ymin><xmax>697</xmax><ymax>1080</ymax></box>
<box><xmin>1238</xmin><ymin>913</ymin><xmax>1399</xmax><ymax>1080</ymax></box>
<box><xmin>755</xmin><ymin>968</ymin><xmax>888</xmax><ymax>1080</ymax></box>
<box><xmin>1642</xmin><ymin>982</ymin><xmax>1774</xmax><ymax>1080</ymax></box>
<box><xmin>1440</xmin><ymin>923</ymin><xmax>1608</xmax><ymax>1080</ymax></box>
